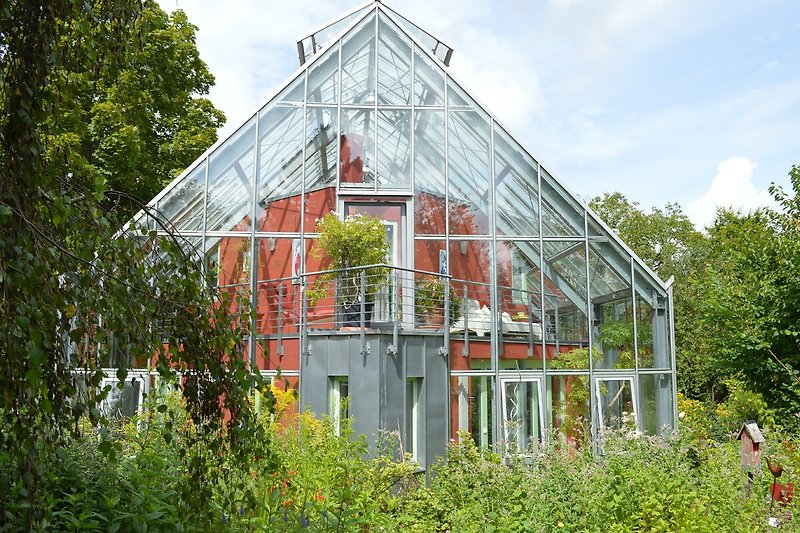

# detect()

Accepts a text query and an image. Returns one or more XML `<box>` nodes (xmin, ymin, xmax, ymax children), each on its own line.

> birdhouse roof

<box><xmin>737</xmin><ymin>421</ymin><xmax>765</xmax><ymax>443</ymax></box>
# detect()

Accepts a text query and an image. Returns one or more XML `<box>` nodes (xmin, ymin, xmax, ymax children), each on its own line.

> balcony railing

<box><xmin>252</xmin><ymin>264</ymin><xmax>566</xmax><ymax>360</ymax></box>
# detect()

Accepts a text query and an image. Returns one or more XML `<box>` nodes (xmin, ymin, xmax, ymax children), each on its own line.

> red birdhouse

<box><xmin>737</xmin><ymin>420</ymin><xmax>765</xmax><ymax>471</ymax></box>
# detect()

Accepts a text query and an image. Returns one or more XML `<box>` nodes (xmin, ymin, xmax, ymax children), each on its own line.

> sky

<box><xmin>158</xmin><ymin>0</ymin><xmax>800</xmax><ymax>229</ymax></box>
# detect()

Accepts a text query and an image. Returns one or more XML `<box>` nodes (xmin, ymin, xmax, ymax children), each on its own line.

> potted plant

<box><xmin>415</xmin><ymin>277</ymin><xmax>462</xmax><ymax>328</ymax></box>
<box><xmin>310</xmin><ymin>212</ymin><xmax>389</xmax><ymax>327</ymax></box>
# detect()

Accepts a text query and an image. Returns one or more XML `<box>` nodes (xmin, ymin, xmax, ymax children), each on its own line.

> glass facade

<box><xmin>138</xmin><ymin>3</ymin><xmax>677</xmax><ymax>455</ymax></box>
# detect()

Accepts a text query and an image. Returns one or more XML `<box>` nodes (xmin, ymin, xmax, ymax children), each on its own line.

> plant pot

<box><xmin>420</xmin><ymin>308</ymin><xmax>445</xmax><ymax>329</ymax></box>
<box><xmin>342</xmin><ymin>302</ymin><xmax>373</xmax><ymax>328</ymax></box>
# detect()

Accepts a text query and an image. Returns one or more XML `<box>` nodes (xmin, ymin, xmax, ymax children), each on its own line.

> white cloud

<box><xmin>686</xmin><ymin>157</ymin><xmax>776</xmax><ymax>229</ymax></box>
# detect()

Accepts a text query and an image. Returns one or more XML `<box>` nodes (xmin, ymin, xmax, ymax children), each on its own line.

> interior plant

<box><xmin>310</xmin><ymin>212</ymin><xmax>390</xmax><ymax>324</ymax></box>
<box><xmin>414</xmin><ymin>277</ymin><xmax>462</xmax><ymax>327</ymax></box>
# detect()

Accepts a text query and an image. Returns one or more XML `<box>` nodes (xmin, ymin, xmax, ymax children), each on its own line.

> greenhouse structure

<box><xmin>123</xmin><ymin>0</ymin><xmax>677</xmax><ymax>468</ymax></box>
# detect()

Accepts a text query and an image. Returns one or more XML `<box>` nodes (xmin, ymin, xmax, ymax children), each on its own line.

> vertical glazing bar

<box><xmin>630</xmin><ymin>258</ymin><xmax>640</xmax><ymax>431</ymax></box>
<box><xmin>584</xmin><ymin>210</ymin><xmax>596</xmax><ymax>447</ymax></box>
<box><xmin>528</xmin><ymin>294</ymin><xmax>534</xmax><ymax>358</ymax></box>
<box><xmin>392</xmin><ymin>271</ymin><xmax>399</xmax><ymax>351</ymax></box>
<box><xmin>372</xmin><ymin>7</ymin><xmax>379</xmax><ymax>193</ymax></box>
<box><xmin>360</xmin><ymin>269</ymin><xmax>367</xmax><ymax>353</ymax></box>
<box><xmin>301</xmin><ymin>277</ymin><xmax>308</xmax><ymax>358</ymax></box>
<box><xmin>335</xmin><ymin>39</ymin><xmax>342</xmax><ymax>197</ymax></box>
<box><xmin>443</xmin><ymin>276</ymin><xmax>450</xmax><ymax>354</ymax></box>
<box><xmin>462</xmin><ymin>285</ymin><xmax>469</xmax><ymax>357</ymax></box>
<box><xmin>248</xmin><ymin>112</ymin><xmax>260</xmax><ymax>369</ymax></box>
<box><xmin>668</xmin><ymin>282</ymin><xmax>678</xmax><ymax>433</ymax></box>
<box><xmin>536</xmin><ymin>162</ymin><xmax>547</xmax><ymax>434</ymax></box>
<box><xmin>489</xmin><ymin>120</ymin><xmax>500</xmax><ymax>450</ymax></box>
<box><xmin>277</xmin><ymin>282</ymin><xmax>284</xmax><ymax>359</ymax></box>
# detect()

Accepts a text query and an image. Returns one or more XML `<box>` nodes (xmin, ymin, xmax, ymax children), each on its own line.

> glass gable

<box><xmin>140</xmin><ymin>2</ymin><xmax>676</xmax><ymax>447</ymax></box>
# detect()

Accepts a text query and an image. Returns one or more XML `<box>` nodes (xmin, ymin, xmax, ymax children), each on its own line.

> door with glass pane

<box><xmin>343</xmin><ymin>202</ymin><xmax>406</xmax><ymax>324</ymax></box>
<box><xmin>501</xmin><ymin>377</ymin><xmax>544</xmax><ymax>454</ymax></box>
<box><xmin>595</xmin><ymin>376</ymin><xmax>637</xmax><ymax>430</ymax></box>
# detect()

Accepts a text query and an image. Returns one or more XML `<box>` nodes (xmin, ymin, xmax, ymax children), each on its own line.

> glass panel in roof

<box><xmin>540</xmin><ymin>168</ymin><xmax>584</xmax><ymax>237</ymax></box>
<box><xmin>341</xmin><ymin>15</ymin><xmax>376</xmax><ymax>105</ymax></box>
<box><xmin>205</xmin><ymin>117</ymin><xmax>256</xmax><ymax>233</ymax></box>
<box><xmin>414</xmin><ymin>111</ymin><xmax>445</xmax><ymax>234</ymax></box>
<box><xmin>257</xmin><ymin>104</ymin><xmax>304</xmax><ymax>233</ymax></box>
<box><xmin>494</xmin><ymin>127</ymin><xmax>540</xmax><ymax>237</ymax></box>
<box><xmin>279</xmin><ymin>72</ymin><xmax>305</xmax><ymax>104</ymax></box>
<box><xmin>340</xmin><ymin>108</ymin><xmax>375</xmax><ymax>186</ymax></box>
<box><xmin>377</xmin><ymin>109</ymin><xmax>411</xmax><ymax>189</ymax></box>
<box><xmin>299</xmin><ymin>7</ymin><xmax>371</xmax><ymax>64</ymax></box>
<box><xmin>587</xmin><ymin>242</ymin><xmax>629</xmax><ymax>300</ymax></box>
<box><xmin>305</xmin><ymin>107</ymin><xmax>338</xmax><ymax>193</ymax></box>
<box><xmin>307</xmin><ymin>44</ymin><xmax>338</xmax><ymax>104</ymax></box>
<box><xmin>377</xmin><ymin>14</ymin><xmax>412</xmax><ymax>105</ymax></box>
<box><xmin>156</xmin><ymin>160</ymin><xmax>205</xmax><ymax>232</ymax></box>
<box><xmin>414</xmin><ymin>45</ymin><xmax>444</xmax><ymax>106</ymax></box>
<box><xmin>447</xmin><ymin>79</ymin><xmax>477</xmax><ymax>110</ymax></box>
<box><xmin>382</xmin><ymin>5</ymin><xmax>453</xmax><ymax>65</ymax></box>
<box><xmin>448</xmin><ymin>110</ymin><xmax>490</xmax><ymax>235</ymax></box>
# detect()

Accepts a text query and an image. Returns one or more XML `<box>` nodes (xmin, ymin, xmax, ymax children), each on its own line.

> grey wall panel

<box><xmin>349</xmin><ymin>336</ymin><xmax>382</xmax><ymax>450</ymax></box>
<box><xmin>382</xmin><ymin>337</ymin><xmax>405</xmax><ymax>460</ymax></box>
<box><xmin>405</xmin><ymin>335</ymin><xmax>425</xmax><ymax>377</ymax></box>
<box><xmin>328</xmin><ymin>342</ymin><xmax>349</xmax><ymax>375</ymax></box>
<box><xmin>303</xmin><ymin>338</ymin><xmax>332</xmax><ymax>415</ymax></box>
<box><xmin>424</xmin><ymin>338</ymin><xmax>448</xmax><ymax>468</ymax></box>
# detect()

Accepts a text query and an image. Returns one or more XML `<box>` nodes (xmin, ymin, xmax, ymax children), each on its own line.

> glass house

<box><xmin>132</xmin><ymin>1</ymin><xmax>677</xmax><ymax>467</ymax></box>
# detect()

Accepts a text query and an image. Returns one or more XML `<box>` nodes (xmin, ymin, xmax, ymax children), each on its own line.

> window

<box><xmin>406</xmin><ymin>378</ymin><xmax>421</xmax><ymax>460</ymax></box>
<box><xmin>501</xmin><ymin>377</ymin><xmax>543</xmax><ymax>454</ymax></box>
<box><xmin>328</xmin><ymin>376</ymin><xmax>349</xmax><ymax>436</ymax></box>
<box><xmin>595</xmin><ymin>377</ymin><xmax>637</xmax><ymax>430</ymax></box>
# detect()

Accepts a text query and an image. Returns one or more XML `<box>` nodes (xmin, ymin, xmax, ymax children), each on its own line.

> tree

<box><xmin>693</xmin><ymin>168</ymin><xmax>800</xmax><ymax>422</ymax></box>
<box><xmin>43</xmin><ymin>1</ymin><xmax>225</xmax><ymax>220</ymax></box>
<box><xmin>0</xmin><ymin>1</ymin><xmax>267</xmax><ymax>527</ymax></box>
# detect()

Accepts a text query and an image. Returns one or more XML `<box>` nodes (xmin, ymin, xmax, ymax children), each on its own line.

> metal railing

<box><xmin>251</xmin><ymin>264</ymin><xmax>578</xmax><ymax>360</ymax></box>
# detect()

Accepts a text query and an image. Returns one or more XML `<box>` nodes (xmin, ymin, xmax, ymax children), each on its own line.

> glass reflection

<box><xmin>448</xmin><ymin>111</ymin><xmax>490</xmax><ymax>235</ymax></box>
<box><xmin>206</xmin><ymin>117</ymin><xmax>256</xmax><ymax>233</ymax></box>
<box><xmin>377</xmin><ymin>14</ymin><xmax>411</xmax><ymax>105</ymax></box>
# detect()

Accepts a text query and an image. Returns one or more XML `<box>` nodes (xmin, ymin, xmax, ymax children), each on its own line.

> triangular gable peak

<box><xmin>136</xmin><ymin>1</ymin><xmax>669</xmax><ymax>306</ymax></box>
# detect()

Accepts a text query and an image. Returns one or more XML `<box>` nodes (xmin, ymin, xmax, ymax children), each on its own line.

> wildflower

<box><xmin>283</xmin><ymin>499</ymin><xmax>293</xmax><ymax>508</ymax></box>
<box><xmin>314</xmin><ymin>492</ymin><xmax>325</xmax><ymax>502</ymax></box>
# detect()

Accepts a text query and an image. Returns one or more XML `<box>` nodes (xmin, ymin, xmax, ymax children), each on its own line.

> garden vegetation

<box><xmin>2</xmin><ymin>0</ymin><xmax>800</xmax><ymax>530</ymax></box>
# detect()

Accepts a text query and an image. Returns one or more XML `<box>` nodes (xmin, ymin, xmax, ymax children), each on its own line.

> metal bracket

<box><xmin>438</xmin><ymin>346</ymin><xmax>448</xmax><ymax>357</ymax></box>
<box><xmin>387</xmin><ymin>344</ymin><xmax>398</xmax><ymax>356</ymax></box>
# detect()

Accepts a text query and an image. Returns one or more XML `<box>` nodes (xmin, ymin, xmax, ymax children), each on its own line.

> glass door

<box><xmin>344</xmin><ymin>202</ymin><xmax>406</xmax><ymax>325</ymax></box>
<box><xmin>501</xmin><ymin>377</ymin><xmax>544</xmax><ymax>454</ymax></box>
<box><xmin>595</xmin><ymin>376</ymin><xmax>637</xmax><ymax>430</ymax></box>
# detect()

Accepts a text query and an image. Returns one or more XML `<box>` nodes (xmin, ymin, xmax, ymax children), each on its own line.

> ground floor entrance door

<box><xmin>500</xmin><ymin>375</ymin><xmax>544</xmax><ymax>454</ymax></box>
<box><xmin>595</xmin><ymin>375</ymin><xmax>638</xmax><ymax>430</ymax></box>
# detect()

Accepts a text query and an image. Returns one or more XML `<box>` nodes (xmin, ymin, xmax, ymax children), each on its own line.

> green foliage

<box><xmin>0</xmin><ymin>1</ymin><xmax>262</xmax><ymax>528</ymax></box>
<box><xmin>310</xmin><ymin>213</ymin><xmax>391</xmax><ymax>305</ymax></box>
<box><xmin>384</xmin><ymin>432</ymin><xmax>774</xmax><ymax>532</ymax></box>
<box><xmin>414</xmin><ymin>276</ymin><xmax>463</xmax><ymax>323</ymax></box>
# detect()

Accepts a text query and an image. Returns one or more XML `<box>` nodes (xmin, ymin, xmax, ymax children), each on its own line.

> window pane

<box><xmin>307</xmin><ymin>45</ymin><xmax>338</xmax><ymax>104</ymax></box>
<box><xmin>448</xmin><ymin>111</ymin><xmax>490</xmax><ymax>235</ymax></box>
<box><xmin>341</xmin><ymin>17</ymin><xmax>376</xmax><ymax>105</ymax></box>
<box><xmin>206</xmin><ymin>117</ymin><xmax>256</xmax><ymax>233</ymax></box>
<box><xmin>494</xmin><ymin>126</ymin><xmax>540</xmax><ymax>237</ymax></box>
<box><xmin>414</xmin><ymin>45</ymin><xmax>444</xmax><ymax>106</ymax></box>
<box><xmin>157</xmin><ymin>161</ymin><xmax>205</xmax><ymax>232</ymax></box>
<box><xmin>377</xmin><ymin>109</ymin><xmax>411</xmax><ymax>189</ymax></box>
<box><xmin>450</xmin><ymin>375</ymin><xmax>494</xmax><ymax>449</ymax></box>
<box><xmin>414</xmin><ymin>110</ymin><xmax>445</xmax><ymax>234</ymax></box>
<box><xmin>257</xmin><ymin>106</ymin><xmax>304</xmax><ymax>234</ymax></box>
<box><xmin>340</xmin><ymin>109</ymin><xmax>375</xmax><ymax>186</ymax></box>
<box><xmin>377</xmin><ymin>14</ymin><xmax>412</xmax><ymax>105</ymax></box>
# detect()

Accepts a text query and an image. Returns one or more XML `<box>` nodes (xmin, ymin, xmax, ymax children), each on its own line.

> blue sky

<box><xmin>159</xmin><ymin>0</ymin><xmax>800</xmax><ymax>229</ymax></box>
